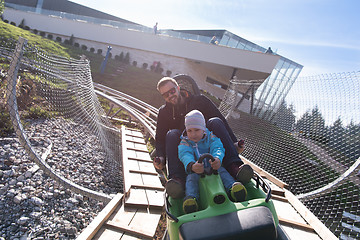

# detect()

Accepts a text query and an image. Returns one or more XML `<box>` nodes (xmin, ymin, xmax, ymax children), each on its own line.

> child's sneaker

<box><xmin>183</xmin><ymin>196</ymin><xmax>198</xmax><ymax>214</ymax></box>
<box><xmin>230</xmin><ymin>182</ymin><xmax>247</xmax><ymax>202</ymax></box>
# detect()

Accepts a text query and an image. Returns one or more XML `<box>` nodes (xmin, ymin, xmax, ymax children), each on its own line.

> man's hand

<box><xmin>192</xmin><ymin>161</ymin><xmax>204</xmax><ymax>174</ymax></box>
<box><xmin>153</xmin><ymin>156</ymin><xmax>165</xmax><ymax>170</ymax></box>
<box><xmin>210</xmin><ymin>158</ymin><xmax>221</xmax><ymax>170</ymax></box>
<box><xmin>234</xmin><ymin>139</ymin><xmax>245</xmax><ymax>154</ymax></box>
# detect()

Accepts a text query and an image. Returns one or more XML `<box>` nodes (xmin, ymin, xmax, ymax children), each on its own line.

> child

<box><xmin>178</xmin><ymin>110</ymin><xmax>247</xmax><ymax>214</ymax></box>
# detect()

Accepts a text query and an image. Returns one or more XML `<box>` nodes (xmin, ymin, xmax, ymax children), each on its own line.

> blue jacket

<box><xmin>178</xmin><ymin>128</ymin><xmax>225</xmax><ymax>174</ymax></box>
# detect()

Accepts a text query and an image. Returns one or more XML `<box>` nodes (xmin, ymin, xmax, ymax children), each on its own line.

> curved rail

<box><xmin>94</xmin><ymin>83</ymin><xmax>158</xmax><ymax>139</ymax></box>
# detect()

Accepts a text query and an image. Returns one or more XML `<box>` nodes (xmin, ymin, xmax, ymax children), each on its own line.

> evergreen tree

<box><xmin>275</xmin><ymin>101</ymin><xmax>296</xmax><ymax>132</ymax></box>
<box><xmin>344</xmin><ymin>120</ymin><xmax>360</xmax><ymax>162</ymax></box>
<box><xmin>308</xmin><ymin>106</ymin><xmax>326</xmax><ymax>142</ymax></box>
<box><xmin>295</xmin><ymin>111</ymin><xmax>312</xmax><ymax>137</ymax></box>
<box><xmin>328</xmin><ymin>117</ymin><xmax>344</xmax><ymax>150</ymax></box>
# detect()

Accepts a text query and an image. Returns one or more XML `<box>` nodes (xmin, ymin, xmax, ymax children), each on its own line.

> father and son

<box><xmin>153</xmin><ymin>76</ymin><xmax>254</xmax><ymax>214</ymax></box>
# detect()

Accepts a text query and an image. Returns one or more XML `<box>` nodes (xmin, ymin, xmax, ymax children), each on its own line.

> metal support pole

<box><xmin>100</xmin><ymin>46</ymin><xmax>112</xmax><ymax>74</ymax></box>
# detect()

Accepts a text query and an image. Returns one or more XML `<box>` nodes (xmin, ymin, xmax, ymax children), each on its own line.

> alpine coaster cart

<box><xmin>163</xmin><ymin>75</ymin><xmax>289</xmax><ymax>240</ymax></box>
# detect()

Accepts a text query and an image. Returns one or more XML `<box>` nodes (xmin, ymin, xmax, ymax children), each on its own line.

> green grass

<box><xmin>0</xmin><ymin>21</ymin><xmax>71</xmax><ymax>58</ymax></box>
<box><xmin>92</xmin><ymin>65</ymin><xmax>165</xmax><ymax>108</ymax></box>
<box><xmin>0</xmin><ymin>20</ymin><xmax>167</xmax><ymax>108</ymax></box>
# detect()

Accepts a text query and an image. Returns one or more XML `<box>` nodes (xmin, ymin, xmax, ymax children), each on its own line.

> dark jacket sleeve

<box><xmin>197</xmin><ymin>95</ymin><xmax>238</xmax><ymax>143</ymax></box>
<box><xmin>155</xmin><ymin>106</ymin><xmax>168</xmax><ymax>158</ymax></box>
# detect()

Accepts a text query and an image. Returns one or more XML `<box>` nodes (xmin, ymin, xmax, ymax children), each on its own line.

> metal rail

<box><xmin>94</xmin><ymin>83</ymin><xmax>158</xmax><ymax>139</ymax></box>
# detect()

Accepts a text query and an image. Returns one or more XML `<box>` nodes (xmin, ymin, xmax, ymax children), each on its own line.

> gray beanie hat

<box><xmin>185</xmin><ymin>110</ymin><xmax>206</xmax><ymax>131</ymax></box>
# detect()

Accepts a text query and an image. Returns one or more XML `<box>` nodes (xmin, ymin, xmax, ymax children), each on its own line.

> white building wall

<box><xmin>3</xmin><ymin>7</ymin><xmax>277</xmax><ymax>110</ymax></box>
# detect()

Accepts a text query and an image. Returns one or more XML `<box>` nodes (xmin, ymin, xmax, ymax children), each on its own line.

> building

<box><xmin>3</xmin><ymin>0</ymin><xmax>303</xmax><ymax>121</ymax></box>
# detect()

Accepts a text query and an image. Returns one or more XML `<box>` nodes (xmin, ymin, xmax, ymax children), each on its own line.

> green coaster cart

<box><xmin>163</xmin><ymin>154</ymin><xmax>290</xmax><ymax>240</ymax></box>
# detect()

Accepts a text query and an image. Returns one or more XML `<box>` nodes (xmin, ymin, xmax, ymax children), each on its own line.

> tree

<box><xmin>308</xmin><ymin>106</ymin><xmax>326</xmax><ymax>142</ymax></box>
<box><xmin>295</xmin><ymin>111</ymin><xmax>311</xmax><ymax>136</ymax></box>
<box><xmin>344</xmin><ymin>120</ymin><xmax>360</xmax><ymax>162</ymax></box>
<box><xmin>327</xmin><ymin>117</ymin><xmax>344</xmax><ymax>148</ymax></box>
<box><xmin>275</xmin><ymin>101</ymin><xmax>296</xmax><ymax>132</ymax></box>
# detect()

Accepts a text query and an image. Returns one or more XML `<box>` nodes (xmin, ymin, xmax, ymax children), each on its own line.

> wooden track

<box><xmin>77</xmin><ymin>126</ymin><xmax>337</xmax><ymax>240</ymax></box>
<box><xmin>77</xmin><ymin>126</ymin><xmax>164</xmax><ymax>239</ymax></box>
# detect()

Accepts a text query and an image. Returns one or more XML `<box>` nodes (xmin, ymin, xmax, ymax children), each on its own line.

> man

<box><xmin>154</xmin><ymin>77</ymin><xmax>253</xmax><ymax>198</ymax></box>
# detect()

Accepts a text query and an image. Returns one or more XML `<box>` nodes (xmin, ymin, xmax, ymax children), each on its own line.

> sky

<box><xmin>69</xmin><ymin>0</ymin><xmax>359</xmax><ymax>125</ymax></box>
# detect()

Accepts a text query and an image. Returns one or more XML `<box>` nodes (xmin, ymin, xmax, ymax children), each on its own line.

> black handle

<box><xmin>197</xmin><ymin>153</ymin><xmax>218</xmax><ymax>176</ymax></box>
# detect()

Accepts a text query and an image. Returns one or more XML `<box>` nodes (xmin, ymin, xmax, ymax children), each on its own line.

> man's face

<box><xmin>159</xmin><ymin>82</ymin><xmax>181</xmax><ymax>105</ymax></box>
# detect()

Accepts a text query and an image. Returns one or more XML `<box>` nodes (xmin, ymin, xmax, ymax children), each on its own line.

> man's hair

<box><xmin>157</xmin><ymin>77</ymin><xmax>179</xmax><ymax>92</ymax></box>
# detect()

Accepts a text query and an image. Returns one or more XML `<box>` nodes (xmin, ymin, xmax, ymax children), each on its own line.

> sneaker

<box><xmin>165</xmin><ymin>178</ymin><xmax>185</xmax><ymax>199</ymax></box>
<box><xmin>230</xmin><ymin>182</ymin><xmax>247</xmax><ymax>202</ymax></box>
<box><xmin>236</xmin><ymin>164</ymin><xmax>254</xmax><ymax>184</ymax></box>
<box><xmin>183</xmin><ymin>196</ymin><xmax>198</xmax><ymax>214</ymax></box>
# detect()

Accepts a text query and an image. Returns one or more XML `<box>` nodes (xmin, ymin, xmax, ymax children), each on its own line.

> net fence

<box><xmin>1</xmin><ymin>35</ymin><xmax>359</xmax><ymax>239</ymax></box>
<box><xmin>221</xmin><ymin>73</ymin><xmax>360</xmax><ymax>239</ymax></box>
<box><xmin>1</xmin><ymin>37</ymin><xmax>122</xmax><ymax>202</ymax></box>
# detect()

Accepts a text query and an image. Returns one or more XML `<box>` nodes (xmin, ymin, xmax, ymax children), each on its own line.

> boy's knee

<box><xmin>187</xmin><ymin>173</ymin><xmax>200</xmax><ymax>182</ymax></box>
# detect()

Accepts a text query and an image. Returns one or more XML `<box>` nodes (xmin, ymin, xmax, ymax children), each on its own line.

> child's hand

<box><xmin>210</xmin><ymin>158</ymin><xmax>221</xmax><ymax>170</ymax></box>
<box><xmin>192</xmin><ymin>162</ymin><xmax>204</xmax><ymax>174</ymax></box>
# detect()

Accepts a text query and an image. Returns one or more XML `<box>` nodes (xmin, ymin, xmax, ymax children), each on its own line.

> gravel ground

<box><xmin>0</xmin><ymin>118</ymin><xmax>121</xmax><ymax>239</ymax></box>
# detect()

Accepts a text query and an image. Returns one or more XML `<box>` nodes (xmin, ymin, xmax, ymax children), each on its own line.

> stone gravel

<box><xmin>0</xmin><ymin>118</ymin><xmax>122</xmax><ymax>239</ymax></box>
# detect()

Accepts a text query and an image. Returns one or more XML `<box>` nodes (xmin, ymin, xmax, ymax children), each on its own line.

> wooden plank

<box><xmin>281</xmin><ymin>225</ymin><xmax>320</xmax><ymax>240</ymax></box>
<box><xmin>126</xmin><ymin>149</ymin><xmax>138</xmax><ymax>160</ymax></box>
<box><xmin>271</xmin><ymin>189</ymin><xmax>285</xmax><ymax>197</ymax></box>
<box><xmin>266</xmin><ymin>179</ymin><xmax>285</xmax><ymax>196</ymax></box>
<box><xmin>140</xmin><ymin>173</ymin><xmax>163</xmax><ymax>186</ymax></box>
<box><xmin>146</xmin><ymin>189</ymin><xmax>165</xmax><ymax>209</ymax></box>
<box><xmin>127</xmin><ymin>147</ymin><xmax>149</xmax><ymax>153</ymax></box>
<box><xmin>122</xmin><ymin>126</ymin><xmax>138</xmax><ymax>194</ymax></box>
<box><xmin>138</xmin><ymin>161</ymin><xmax>157</xmax><ymax>173</ymax></box>
<box><xmin>125</xmin><ymin>132</ymin><xmax>143</xmax><ymax>138</ymax></box>
<box><xmin>120</xmin><ymin>234</ymin><xmax>141</xmax><ymax>240</ymax></box>
<box><xmin>278</xmin><ymin>217</ymin><xmax>315</xmax><ymax>232</ymax></box>
<box><xmin>76</xmin><ymin>193</ymin><xmax>123</xmax><ymax>240</ymax></box>
<box><xmin>272</xmin><ymin>195</ymin><xmax>288</xmax><ymax>202</ymax></box>
<box><xmin>109</xmin><ymin>206</ymin><xmax>138</xmax><ymax>224</ymax></box>
<box><xmin>126</xmin><ymin>128</ymin><xmax>143</xmax><ymax>133</ymax></box>
<box><xmin>124</xmin><ymin>141</ymin><xmax>136</xmax><ymax>150</ymax></box>
<box><xmin>92</xmin><ymin>227</ymin><xmax>124</xmax><ymax>240</ymax></box>
<box><xmin>129</xmin><ymin>169</ymin><xmax>158</xmax><ymax>176</ymax></box>
<box><xmin>133</xmin><ymin>142</ymin><xmax>148</xmax><ymax>151</ymax></box>
<box><xmin>125</xmin><ymin>188</ymin><xmax>148</xmax><ymax>206</ymax></box>
<box><xmin>106</xmin><ymin>221</ymin><xmax>153</xmax><ymax>239</ymax></box>
<box><xmin>133</xmin><ymin>151</ymin><xmax>152</xmax><ymax>161</ymax></box>
<box><xmin>131</xmin><ymin>184</ymin><xmax>165</xmax><ymax>191</ymax></box>
<box><xmin>126</xmin><ymin>209</ymin><xmax>162</xmax><ymax>237</ymax></box>
<box><xmin>240</xmin><ymin>155</ymin><xmax>289</xmax><ymax>189</ymax></box>
<box><xmin>125</xmin><ymin>134</ymin><xmax>144</xmax><ymax>140</ymax></box>
<box><xmin>126</xmin><ymin>174</ymin><xmax>145</xmax><ymax>188</ymax></box>
<box><xmin>126</xmin><ymin>139</ymin><xmax>146</xmax><ymax>145</ymax></box>
<box><xmin>128</xmin><ymin>157</ymin><xmax>153</xmax><ymax>163</ymax></box>
<box><xmin>106</xmin><ymin>208</ymin><xmax>161</xmax><ymax>239</ymax></box>
<box><xmin>284</xmin><ymin>189</ymin><xmax>338</xmax><ymax>240</ymax></box>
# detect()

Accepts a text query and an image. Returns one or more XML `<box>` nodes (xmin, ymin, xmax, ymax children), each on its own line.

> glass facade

<box><xmin>5</xmin><ymin>3</ymin><xmax>303</xmax><ymax>122</ymax></box>
<box><xmin>214</xmin><ymin>31</ymin><xmax>303</xmax><ymax>121</ymax></box>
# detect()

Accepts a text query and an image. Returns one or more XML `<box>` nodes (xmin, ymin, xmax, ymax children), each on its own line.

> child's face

<box><xmin>186</xmin><ymin>128</ymin><xmax>205</xmax><ymax>142</ymax></box>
